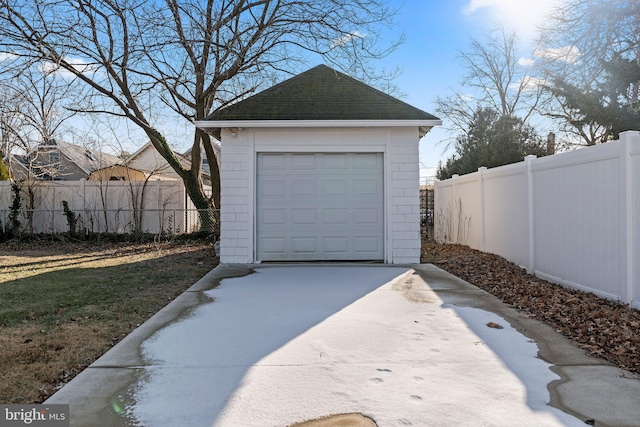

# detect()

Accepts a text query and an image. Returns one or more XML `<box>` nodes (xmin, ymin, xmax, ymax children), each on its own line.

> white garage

<box><xmin>196</xmin><ymin>65</ymin><xmax>441</xmax><ymax>264</ymax></box>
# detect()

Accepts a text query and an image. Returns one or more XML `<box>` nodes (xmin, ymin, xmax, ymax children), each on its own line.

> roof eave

<box><xmin>195</xmin><ymin>119</ymin><xmax>442</xmax><ymax>133</ymax></box>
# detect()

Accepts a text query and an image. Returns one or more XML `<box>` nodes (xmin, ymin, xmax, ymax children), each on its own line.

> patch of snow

<box><xmin>128</xmin><ymin>266</ymin><xmax>582</xmax><ymax>427</ymax></box>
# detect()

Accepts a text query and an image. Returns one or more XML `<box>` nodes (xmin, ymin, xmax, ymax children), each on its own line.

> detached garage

<box><xmin>196</xmin><ymin>65</ymin><xmax>441</xmax><ymax>264</ymax></box>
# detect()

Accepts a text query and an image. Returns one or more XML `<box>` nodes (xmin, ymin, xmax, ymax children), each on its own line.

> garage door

<box><xmin>257</xmin><ymin>153</ymin><xmax>384</xmax><ymax>261</ymax></box>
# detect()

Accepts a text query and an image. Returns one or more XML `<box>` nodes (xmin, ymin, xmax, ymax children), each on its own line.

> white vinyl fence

<box><xmin>435</xmin><ymin>130</ymin><xmax>640</xmax><ymax>309</ymax></box>
<box><xmin>0</xmin><ymin>179</ymin><xmax>213</xmax><ymax>235</ymax></box>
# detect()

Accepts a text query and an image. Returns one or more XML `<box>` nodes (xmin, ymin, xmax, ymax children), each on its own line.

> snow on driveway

<box><xmin>128</xmin><ymin>266</ymin><xmax>582</xmax><ymax>427</ymax></box>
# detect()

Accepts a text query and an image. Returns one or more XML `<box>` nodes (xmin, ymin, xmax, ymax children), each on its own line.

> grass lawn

<box><xmin>0</xmin><ymin>238</ymin><xmax>219</xmax><ymax>404</ymax></box>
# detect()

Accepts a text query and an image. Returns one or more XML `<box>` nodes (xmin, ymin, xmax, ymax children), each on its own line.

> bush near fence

<box><xmin>0</xmin><ymin>208</ymin><xmax>219</xmax><ymax>238</ymax></box>
<box><xmin>435</xmin><ymin>130</ymin><xmax>640</xmax><ymax>310</ymax></box>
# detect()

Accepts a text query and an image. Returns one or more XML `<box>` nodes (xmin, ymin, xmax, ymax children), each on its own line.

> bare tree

<box><xmin>0</xmin><ymin>85</ymin><xmax>27</xmax><ymax>159</ymax></box>
<box><xmin>0</xmin><ymin>0</ymin><xmax>401</xmax><ymax>228</ymax></box>
<box><xmin>0</xmin><ymin>64</ymin><xmax>82</xmax><ymax>231</ymax></box>
<box><xmin>436</xmin><ymin>28</ymin><xmax>544</xmax><ymax>141</ymax></box>
<box><xmin>0</xmin><ymin>63</ymin><xmax>80</xmax><ymax>152</ymax></box>
<box><xmin>537</xmin><ymin>0</ymin><xmax>640</xmax><ymax>145</ymax></box>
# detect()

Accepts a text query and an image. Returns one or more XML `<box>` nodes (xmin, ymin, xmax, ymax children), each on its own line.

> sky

<box><xmin>375</xmin><ymin>0</ymin><xmax>564</xmax><ymax>183</ymax></box>
<box><xmin>43</xmin><ymin>0</ymin><xmax>565</xmax><ymax>184</ymax></box>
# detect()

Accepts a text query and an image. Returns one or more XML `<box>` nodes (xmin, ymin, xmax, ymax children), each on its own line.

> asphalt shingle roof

<box><xmin>206</xmin><ymin>65</ymin><xmax>439</xmax><ymax>122</ymax></box>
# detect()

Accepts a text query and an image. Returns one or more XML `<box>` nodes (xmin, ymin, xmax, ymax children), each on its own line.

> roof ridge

<box><xmin>204</xmin><ymin>65</ymin><xmax>441</xmax><ymax>123</ymax></box>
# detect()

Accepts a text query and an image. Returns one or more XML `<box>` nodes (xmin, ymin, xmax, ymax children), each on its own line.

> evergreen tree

<box><xmin>539</xmin><ymin>0</ymin><xmax>640</xmax><ymax>144</ymax></box>
<box><xmin>437</xmin><ymin>107</ymin><xmax>547</xmax><ymax>180</ymax></box>
<box><xmin>0</xmin><ymin>160</ymin><xmax>10</xmax><ymax>180</ymax></box>
<box><xmin>547</xmin><ymin>54</ymin><xmax>640</xmax><ymax>141</ymax></box>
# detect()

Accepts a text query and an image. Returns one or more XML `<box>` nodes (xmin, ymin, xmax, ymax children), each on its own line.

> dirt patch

<box><xmin>422</xmin><ymin>241</ymin><xmax>640</xmax><ymax>374</ymax></box>
<box><xmin>289</xmin><ymin>413</ymin><xmax>377</xmax><ymax>427</ymax></box>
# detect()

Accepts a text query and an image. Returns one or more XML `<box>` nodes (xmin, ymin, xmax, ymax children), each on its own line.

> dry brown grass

<box><xmin>0</xmin><ymin>238</ymin><xmax>219</xmax><ymax>404</ymax></box>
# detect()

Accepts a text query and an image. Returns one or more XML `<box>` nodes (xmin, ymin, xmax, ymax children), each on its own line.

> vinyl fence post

<box><xmin>452</xmin><ymin>174</ymin><xmax>458</xmax><ymax>243</ymax></box>
<box><xmin>619</xmin><ymin>131</ymin><xmax>639</xmax><ymax>305</ymax></box>
<box><xmin>80</xmin><ymin>178</ymin><xmax>86</xmax><ymax>235</ymax></box>
<box><xmin>525</xmin><ymin>155</ymin><xmax>537</xmax><ymax>274</ymax></box>
<box><xmin>478</xmin><ymin>167</ymin><xmax>487</xmax><ymax>252</ymax></box>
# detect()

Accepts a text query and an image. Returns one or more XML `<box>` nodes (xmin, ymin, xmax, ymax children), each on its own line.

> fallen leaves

<box><xmin>423</xmin><ymin>241</ymin><xmax>640</xmax><ymax>374</ymax></box>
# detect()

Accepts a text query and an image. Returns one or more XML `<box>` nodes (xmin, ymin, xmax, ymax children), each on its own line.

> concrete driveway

<box><xmin>46</xmin><ymin>264</ymin><xmax>640</xmax><ymax>426</ymax></box>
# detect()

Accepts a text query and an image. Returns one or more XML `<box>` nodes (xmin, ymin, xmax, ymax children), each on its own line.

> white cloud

<box><xmin>460</xmin><ymin>94</ymin><xmax>476</xmax><ymax>102</ymax></box>
<box><xmin>513</xmin><ymin>76</ymin><xmax>548</xmax><ymax>92</ymax></box>
<box><xmin>0</xmin><ymin>52</ymin><xmax>18</xmax><ymax>61</ymax></box>
<box><xmin>464</xmin><ymin>0</ymin><xmax>500</xmax><ymax>14</ymax></box>
<box><xmin>518</xmin><ymin>57</ymin><xmax>535</xmax><ymax>67</ymax></box>
<box><xmin>330</xmin><ymin>31</ymin><xmax>365</xmax><ymax>49</ymax></box>
<box><xmin>39</xmin><ymin>57</ymin><xmax>98</xmax><ymax>78</ymax></box>
<box><xmin>534</xmin><ymin>45</ymin><xmax>581</xmax><ymax>64</ymax></box>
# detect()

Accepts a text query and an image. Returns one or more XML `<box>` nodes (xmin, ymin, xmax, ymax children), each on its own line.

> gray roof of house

<box><xmin>205</xmin><ymin>65</ymin><xmax>440</xmax><ymax>122</ymax></box>
<box><xmin>12</xmin><ymin>139</ymin><xmax>121</xmax><ymax>180</ymax></box>
<box><xmin>54</xmin><ymin>140</ymin><xmax>121</xmax><ymax>173</ymax></box>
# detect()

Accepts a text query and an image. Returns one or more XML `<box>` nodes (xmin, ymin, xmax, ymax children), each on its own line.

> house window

<box><xmin>48</xmin><ymin>150</ymin><xmax>60</xmax><ymax>167</ymax></box>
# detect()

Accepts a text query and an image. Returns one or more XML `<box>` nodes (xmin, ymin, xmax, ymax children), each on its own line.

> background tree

<box><xmin>0</xmin><ymin>84</ymin><xmax>28</xmax><ymax>159</ymax></box>
<box><xmin>538</xmin><ymin>0</ymin><xmax>640</xmax><ymax>144</ymax></box>
<box><xmin>436</xmin><ymin>28</ymin><xmax>544</xmax><ymax>139</ymax></box>
<box><xmin>0</xmin><ymin>60</ymin><xmax>80</xmax><ymax>161</ymax></box>
<box><xmin>436</xmin><ymin>107</ymin><xmax>547</xmax><ymax>180</ymax></box>
<box><xmin>0</xmin><ymin>0</ymin><xmax>401</xmax><ymax>226</ymax></box>
<box><xmin>0</xmin><ymin>159</ymin><xmax>9</xmax><ymax>179</ymax></box>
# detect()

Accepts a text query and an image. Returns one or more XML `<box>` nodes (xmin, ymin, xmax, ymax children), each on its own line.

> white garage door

<box><xmin>257</xmin><ymin>153</ymin><xmax>384</xmax><ymax>261</ymax></box>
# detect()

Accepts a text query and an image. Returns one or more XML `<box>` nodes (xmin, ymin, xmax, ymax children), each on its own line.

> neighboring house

<box><xmin>125</xmin><ymin>142</ymin><xmax>211</xmax><ymax>185</ymax></box>
<box><xmin>196</xmin><ymin>64</ymin><xmax>441</xmax><ymax>264</ymax></box>
<box><xmin>8</xmin><ymin>139</ymin><xmax>120</xmax><ymax>181</ymax></box>
<box><xmin>183</xmin><ymin>142</ymin><xmax>222</xmax><ymax>176</ymax></box>
<box><xmin>88</xmin><ymin>164</ymin><xmax>177</xmax><ymax>182</ymax></box>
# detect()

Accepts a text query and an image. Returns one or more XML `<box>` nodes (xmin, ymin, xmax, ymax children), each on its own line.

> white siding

<box><xmin>219</xmin><ymin>127</ymin><xmax>421</xmax><ymax>264</ymax></box>
<box><xmin>127</xmin><ymin>145</ymin><xmax>182</xmax><ymax>179</ymax></box>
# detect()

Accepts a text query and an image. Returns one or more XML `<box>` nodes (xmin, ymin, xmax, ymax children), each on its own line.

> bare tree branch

<box><xmin>0</xmin><ymin>0</ymin><xmax>401</xmax><ymax>218</ymax></box>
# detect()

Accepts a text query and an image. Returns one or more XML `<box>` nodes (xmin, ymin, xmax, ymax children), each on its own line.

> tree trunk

<box><xmin>145</xmin><ymin>128</ymin><xmax>217</xmax><ymax>233</ymax></box>
<box><xmin>200</xmin><ymin>131</ymin><xmax>221</xmax><ymax>209</ymax></box>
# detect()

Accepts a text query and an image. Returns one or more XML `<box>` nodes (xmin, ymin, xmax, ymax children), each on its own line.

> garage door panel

<box><xmin>292</xmin><ymin>209</ymin><xmax>316</xmax><ymax>224</ymax></box>
<box><xmin>261</xmin><ymin>209</ymin><xmax>286</xmax><ymax>225</ymax></box>
<box><xmin>257</xmin><ymin>153</ymin><xmax>383</xmax><ymax>261</ymax></box>
<box><xmin>292</xmin><ymin>181</ymin><xmax>317</xmax><ymax>197</ymax></box>
<box><xmin>354</xmin><ymin>237</ymin><xmax>381</xmax><ymax>253</ymax></box>
<box><xmin>323</xmin><ymin>208</ymin><xmax>348</xmax><ymax>225</ymax></box>
<box><xmin>260</xmin><ymin>153</ymin><xmax>286</xmax><ymax>169</ymax></box>
<box><xmin>322</xmin><ymin>154</ymin><xmax>347</xmax><ymax>168</ymax></box>
<box><xmin>353</xmin><ymin>153</ymin><xmax>381</xmax><ymax>168</ymax></box>
<box><xmin>323</xmin><ymin>237</ymin><xmax>348</xmax><ymax>254</ymax></box>
<box><xmin>260</xmin><ymin>180</ymin><xmax>287</xmax><ymax>197</ymax></box>
<box><xmin>292</xmin><ymin>153</ymin><xmax>316</xmax><ymax>168</ymax></box>
<box><xmin>354</xmin><ymin>208</ymin><xmax>380</xmax><ymax>224</ymax></box>
<box><xmin>353</xmin><ymin>179</ymin><xmax>379</xmax><ymax>196</ymax></box>
<box><xmin>322</xmin><ymin>180</ymin><xmax>348</xmax><ymax>196</ymax></box>
<box><xmin>261</xmin><ymin>237</ymin><xmax>286</xmax><ymax>254</ymax></box>
<box><xmin>292</xmin><ymin>237</ymin><xmax>317</xmax><ymax>253</ymax></box>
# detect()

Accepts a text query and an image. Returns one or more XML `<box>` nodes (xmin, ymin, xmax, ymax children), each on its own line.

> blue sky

<box><xmin>378</xmin><ymin>0</ymin><xmax>562</xmax><ymax>183</ymax></box>
<box><xmin>63</xmin><ymin>0</ymin><xmax>562</xmax><ymax>182</ymax></box>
